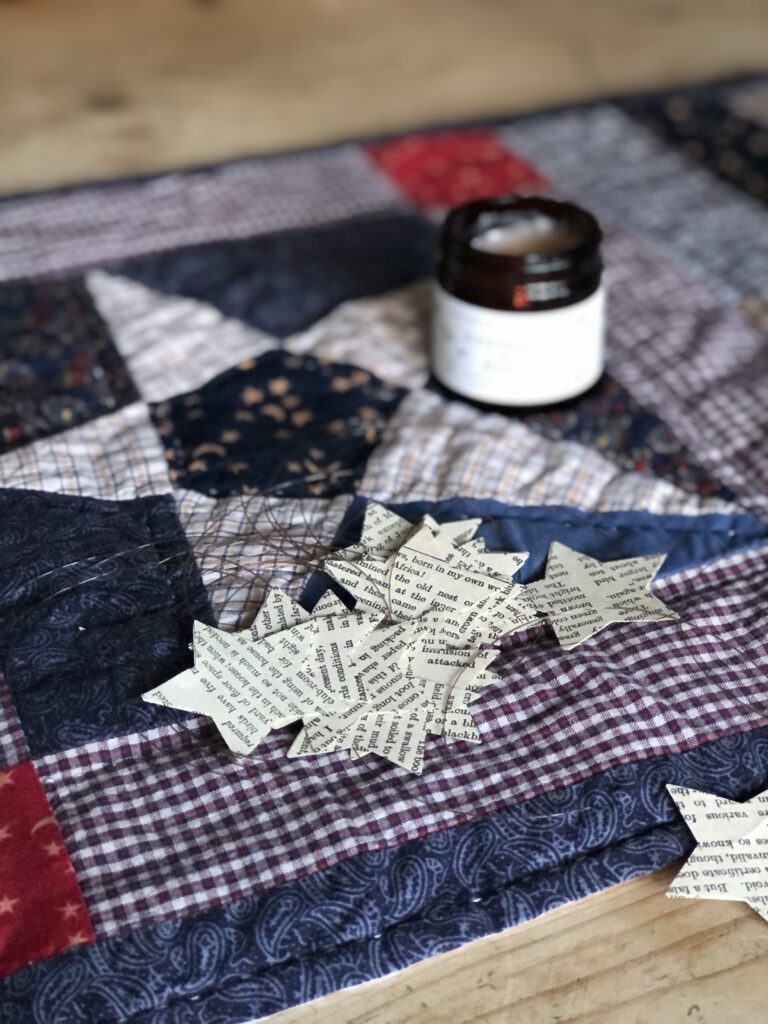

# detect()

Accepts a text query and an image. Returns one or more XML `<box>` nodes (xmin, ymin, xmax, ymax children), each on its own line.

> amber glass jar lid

<box><xmin>437</xmin><ymin>195</ymin><xmax>603</xmax><ymax>312</ymax></box>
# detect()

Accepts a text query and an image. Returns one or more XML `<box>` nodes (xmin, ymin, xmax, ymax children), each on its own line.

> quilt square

<box><xmin>367</xmin><ymin>130</ymin><xmax>547</xmax><ymax>208</ymax></box>
<box><xmin>0</xmin><ymin>490</ymin><xmax>210</xmax><ymax>758</ymax></box>
<box><xmin>0</xmin><ymin>278</ymin><xmax>138</xmax><ymax>453</ymax></box>
<box><xmin>0</xmin><ymin>760</ymin><xmax>93</xmax><ymax>976</ymax></box>
<box><xmin>151</xmin><ymin>350</ymin><xmax>406</xmax><ymax>499</ymax></box>
<box><xmin>113</xmin><ymin>212</ymin><xmax>437</xmax><ymax>337</ymax></box>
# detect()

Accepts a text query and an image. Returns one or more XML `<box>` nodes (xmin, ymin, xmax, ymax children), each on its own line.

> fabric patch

<box><xmin>114</xmin><ymin>213</ymin><xmax>436</xmax><ymax>336</ymax></box>
<box><xmin>516</xmin><ymin>371</ymin><xmax>736</xmax><ymax>501</ymax></box>
<box><xmin>727</xmin><ymin>80</ymin><xmax>768</xmax><ymax>129</ymax></box>
<box><xmin>330</xmin><ymin>496</ymin><xmax>768</xmax><ymax>583</ymax></box>
<box><xmin>32</xmin><ymin>536</ymin><xmax>768</xmax><ymax>937</ymax></box>
<box><xmin>360</xmin><ymin>389</ymin><xmax>740</xmax><ymax>515</ymax></box>
<box><xmin>0</xmin><ymin>278</ymin><xmax>137</xmax><ymax>453</ymax></box>
<box><xmin>367</xmin><ymin>130</ymin><xmax>547</xmax><ymax>208</ymax></box>
<box><xmin>600</xmin><ymin>228</ymin><xmax>768</xmax><ymax>519</ymax></box>
<box><xmin>620</xmin><ymin>86</ymin><xmax>768</xmax><ymax>204</ymax></box>
<box><xmin>87</xmin><ymin>271</ymin><xmax>278</xmax><ymax>403</ymax></box>
<box><xmin>0</xmin><ymin>402</ymin><xmax>170</xmax><ymax>501</ymax></box>
<box><xmin>0</xmin><ymin>761</ymin><xmax>93</xmax><ymax>977</ymax></box>
<box><xmin>284</xmin><ymin>279</ymin><xmax>432</xmax><ymax>390</ymax></box>
<box><xmin>18</xmin><ymin>724</ymin><xmax>768</xmax><ymax>1022</ymax></box>
<box><xmin>176</xmin><ymin>489</ymin><xmax>352</xmax><ymax>630</ymax></box>
<box><xmin>0</xmin><ymin>144</ymin><xmax>405</xmax><ymax>284</ymax></box>
<box><xmin>0</xmin><ymin>676</ymin><xmax>27</xmax><ymax>772</ymax></box>
<box><xmin>503</xmin><ymin>105</ymin><xmax>768</xmax><ymax>300</ymax></box>
<box><xmin>152</xmin><ymin>351</ymin><xmax>405</xmax><ymax>499</ymax></box>
<box><xmin>0</xmin><ymin>490</ymin><xmax>211</xmax><ymax>758</ymax></box>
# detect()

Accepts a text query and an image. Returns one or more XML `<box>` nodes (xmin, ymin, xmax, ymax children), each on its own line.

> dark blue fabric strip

<box><xmin>4</xmin><ymin>724</ymin><xmax>768</xmax><ymax>1023</ymax></box>
<box><xmin>303</xmin><ymin>497</ymin><xmax>768</xmax><ymax>610</ymax></box>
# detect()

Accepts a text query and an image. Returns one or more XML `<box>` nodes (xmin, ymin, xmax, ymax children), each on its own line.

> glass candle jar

<box><xmin>431</xmin><ymin>195</ymin><xmax>604</xmax><ymax>407</ymax></box>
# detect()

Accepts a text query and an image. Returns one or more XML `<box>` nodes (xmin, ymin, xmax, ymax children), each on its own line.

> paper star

<box><xmin>144</xmin><ymin>600</ymin><xmax>378</xmax><ymax>756</ymax></box>
<box><xmin>143</xmin><ymin>504</ymin><xmax>678</xmax><ymax>774</ymax></box>
<box><xmin>0</xmin><ymin>895</ymin><xmax>18</xmax><ymax>915</ymax></box>
<box><xmin>527</xmin><ymin>541</ymin><xmax>677</xmax><ymax>649</ymax></box>
<box><xmin>667</xmin><ymin>784</ymin><xmax>768</xmax><ymax>921</ymax></box>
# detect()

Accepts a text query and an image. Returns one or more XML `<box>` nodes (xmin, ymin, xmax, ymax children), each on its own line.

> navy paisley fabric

<box><xmin>0</xmin><ymin>278</ymin><xmax>137</xmax><ymax>453</ymax></box>
<box><xmin>0</xmin><ymin>489</ymin><xmax>211</xmax><ymax>757</ymax></box>
<box><xmin>115</xmin><ymin>213</ymin><xmax>437</xmax><ymax>336</ymax></box>
<box><xmin>3</xmin><ymin>725</ymin><xmax>768</xmax><ymax>1022</ymax></box>
<box><xmin>151</xmin><ymin>351</ymin><xmax>406</xmax><ymax>498</ymax></box>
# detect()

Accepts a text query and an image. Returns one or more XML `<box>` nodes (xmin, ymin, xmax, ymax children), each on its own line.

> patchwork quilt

<box><xmin>1</xmin><ymin>74</ymin><xmax>768</xmax><ymax>1022</ymax></box>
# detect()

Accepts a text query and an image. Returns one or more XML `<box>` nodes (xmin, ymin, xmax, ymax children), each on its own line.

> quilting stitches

<box><xmin>175</xmin><ymin>490</ymin><xmax>353</xmax><ymax>630</ymax></box>
<box><xmin>0</xmin><ymin>490</ymin><xmax>210</xmax><ymax>757</ymax></box>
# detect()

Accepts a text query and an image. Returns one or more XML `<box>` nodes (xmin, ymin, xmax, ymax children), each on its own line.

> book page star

<box><xmin>667</xmin><ymin>784</ymin><xmax>768</xmax><ymax>921</ymax></box>
<box><xmin>527</xmin><ymin>541</ymin><xmax>677</xmax><ymax>649</ymax></box>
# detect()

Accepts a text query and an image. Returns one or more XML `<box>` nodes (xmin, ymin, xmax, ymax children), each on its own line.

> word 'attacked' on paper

<box><xmin>666</xmin><ymin>785</ymin><xmax>768</xmax><ymax>922</ymax></box>
<box><xmin>143</xmin><ymin>503</ymin><xmax>676</xmax><ymax>773</ymax></box>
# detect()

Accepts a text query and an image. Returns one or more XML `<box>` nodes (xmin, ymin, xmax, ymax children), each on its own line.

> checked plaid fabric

<box><xmin>1</xmin><ymin>75</ymin><xmax>768</xmax><ymax>1023</ymax></box>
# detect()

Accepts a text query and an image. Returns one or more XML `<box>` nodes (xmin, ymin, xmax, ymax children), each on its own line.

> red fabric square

<box><xmin>0</xmin><ymin>761</ymin><xmax>93</xmax><ymax>976</ymax></box>
<box><xmin>367</xmin><ymin>130</ymin><xmax>547</xmax><ymax>208</ymax></box>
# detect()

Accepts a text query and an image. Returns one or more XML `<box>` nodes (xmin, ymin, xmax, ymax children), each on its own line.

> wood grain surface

<box><xmin>3</xmin><ymin>2</ymin><xmax>768</xmax><ymax>1021</ymax></box>
<box><xmin>265</xmin><ymin>868</ymin><xmax>768</xmax><ymax>1024</ymax></box>
<box><xmin>1</xmin><ymin>0</ymin><xmax>768</xmax><ymax>193</ymax></box>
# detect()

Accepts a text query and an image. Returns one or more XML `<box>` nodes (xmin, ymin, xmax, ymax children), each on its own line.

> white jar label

<box><xmin>431</xmin><ymin>283</ymin><xmax>605</xmax><ymax>406</ymax></box>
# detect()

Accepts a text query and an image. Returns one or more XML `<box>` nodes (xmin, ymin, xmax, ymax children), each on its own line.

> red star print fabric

<box><xmin>0</xmin><ymin>763</ymin><xmax>93</xmax><ymax>976</ymax></box>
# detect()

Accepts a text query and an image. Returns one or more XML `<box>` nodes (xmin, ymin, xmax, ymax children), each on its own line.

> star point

<box><xmin>528</xmin><ymin>542</ymin><xmax>677</xmax><ymax>649</ymax></box>
<box><xmin>0</xmin><ymin>895</ymin><xmax>19</xmax><ymax>915</ymax></box>
<box><xmin>667</xmin><ymin>784</ymin><xmax>768</xmax><ymax>922</ymax></box>
<box><xmin>60</xmin><ymin>901</ymin><xmax>81</xmax><ymax>921</ymax></box>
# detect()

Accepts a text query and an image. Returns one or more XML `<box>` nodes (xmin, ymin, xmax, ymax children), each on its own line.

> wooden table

<box><xmin>3</xmin><ymin>2</ymin><xmax>768</xmax><ymax>1021</ymax></box>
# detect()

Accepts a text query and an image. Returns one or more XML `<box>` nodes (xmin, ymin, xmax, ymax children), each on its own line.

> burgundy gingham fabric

<box><xmin>34</xmin><ymin>541</ymin><xmax>768</xmax><ymax>938</ymax></box>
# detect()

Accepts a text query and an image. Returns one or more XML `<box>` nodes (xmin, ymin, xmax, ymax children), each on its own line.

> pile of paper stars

<box><xmin>144</xmin><ymin>503</ymin><xmax>676</xmax><ymax>773</ymax></box>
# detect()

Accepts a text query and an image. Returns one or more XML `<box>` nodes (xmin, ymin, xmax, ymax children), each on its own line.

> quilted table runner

<box><xmin>1</xmin><ymin>74</ymin><xmax>768</xmax><ymax>1022</ymax></box>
